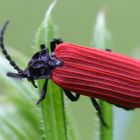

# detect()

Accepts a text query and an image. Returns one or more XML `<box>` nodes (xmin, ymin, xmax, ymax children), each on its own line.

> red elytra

<box><xmin>52</xmin><ymin>43</ymin><xmax>140</xmax><ymax>108</ymax></box>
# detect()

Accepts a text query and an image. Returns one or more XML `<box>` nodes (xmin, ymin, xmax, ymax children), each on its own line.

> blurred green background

<box><xmin>0</xmin><ymin>0</ymin><xmax>140</xmax><ymax>140</ymax></box>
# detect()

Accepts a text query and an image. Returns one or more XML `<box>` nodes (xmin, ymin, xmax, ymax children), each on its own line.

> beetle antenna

<box><xmin>0</xmin><ymin>20</ymin><xmax>23</xmax><ymax>73</ymax></box>
<box><xmin>7</xmin><ymin>72</ymin><xmax>25</xmax><ymax>78</ymax></box>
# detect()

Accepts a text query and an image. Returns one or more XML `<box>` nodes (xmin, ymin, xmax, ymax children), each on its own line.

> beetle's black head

<box><xmin>0</xmin><ymin>20</ymin><xmax>63</xmax><ymax>88</ymax></box>
<box><xmin>7</xmin><ymin>48</ymin><xmax>63</xmax><ymax>87</ymax></box>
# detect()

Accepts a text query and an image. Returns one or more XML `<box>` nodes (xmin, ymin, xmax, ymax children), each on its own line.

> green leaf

<box><xmin>35</xmin><ymin>1</ymin><xmax>77</xmax><ymax>140</ymax></box>
<box><xmin>0</xmin><ymin>52</ymin><xmax>42</xmax><ymax>140</ymax></box>
<box><xmin>0</xmin><ymin>1</ymin><xmax>77</xmax><ymax>140</ymax></box>
<box><xmin>92</xmin><ymin>8</ymin><xmax>112</xmax><ymax>49</ymax></box>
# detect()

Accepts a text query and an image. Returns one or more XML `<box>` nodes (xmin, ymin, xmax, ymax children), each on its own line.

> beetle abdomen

<box><xmin>52</xmin><ymin>43</ymin><xmax>140</xmax><ymax>108</ymax></box>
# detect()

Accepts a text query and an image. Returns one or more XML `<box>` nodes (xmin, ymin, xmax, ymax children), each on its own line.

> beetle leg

<box><xmin>31</xmin><ymin>80</ymin><xmax>38</xmax><ymax>88</ymax></box>
<box><xmin>90</xmin><ymin>98</ymin><xmax>107</xmax><ymax>127</ymax></box>
<box><xmin>36</xmin><ymin>79</ymin><xmax>48</xmax><ymax>105</ymax></box>
<box><xmin>40</xmin><ymin>44</ymin><xmax>46</xmax><ymax>50</ymax></box>
<box><xmin>122</xmin><ymin>107</ymin><xmax>134</xmax><ymax>110</ymax></box>
<box><xmin>107</xmin><ymin>101</ymin><xmax>134</xmax><ymax>110</ymax></box>
<box><xmin>114</xmin><ymin>104</ymin><xmax>134</xmax><ymax>110</ymax></box>
<box><xmin>50</xmin><ymin>38</ymin><xmax>63</xmax><ymax>52</ymax></box>
<box><xmin>105</xmin><ymin>48</ymin><xmax>112</xmax><ymax>52</ymax></box>
<box><xmin>63</xmin><ymin>89</ymin><xmax>80</xmax><ymax>101</ymax></box>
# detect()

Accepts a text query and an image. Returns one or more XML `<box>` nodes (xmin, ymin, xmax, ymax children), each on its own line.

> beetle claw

<box><xmin>31</xmin><ymin>80</ymin><xmax>38</xmax><ymax>88</ymax></box>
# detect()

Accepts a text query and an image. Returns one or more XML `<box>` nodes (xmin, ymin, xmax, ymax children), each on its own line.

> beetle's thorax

<box><xmin>23</xmin><ymin>48</ymin><xmax>63</xmax><ymax>80</ymax></box>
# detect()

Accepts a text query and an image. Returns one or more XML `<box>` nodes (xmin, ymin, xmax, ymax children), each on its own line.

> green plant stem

<box><xmin>99</xmin><ymin>101</ymin><xmax>113</xmax><ymax>140</ymax></box>
<box><xmin>36</xmin><ymin>1</ymin><xmax>77</xmax><ymax>139</ymax></box>
<box><xmin>37</xmin><ymin>17</ymin><xmax>69</xmax><ymax>139</ymax></box>
<box><xmin>40</xmin><ymin>81</ymin><xmax>67</xmax><ymax>140</ymax></box>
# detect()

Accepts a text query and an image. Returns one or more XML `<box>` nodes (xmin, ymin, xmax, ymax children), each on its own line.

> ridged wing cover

<box><xmin>52</xmin><ymin>43</ymin><xmax>140</xmax><ymax>108</ymax></box>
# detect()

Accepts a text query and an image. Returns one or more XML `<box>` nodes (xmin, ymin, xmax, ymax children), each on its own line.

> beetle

<box><xmin>1</xmin><ymin>20</ymin><xmax>140</xmax><ymax>126</ymax></box>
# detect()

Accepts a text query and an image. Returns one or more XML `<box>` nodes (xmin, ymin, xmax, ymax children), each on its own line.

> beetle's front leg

<box><xmin>36</xmin><ymin>79</ymin><xmax>48</xmax><ymax>105</ymax></box>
